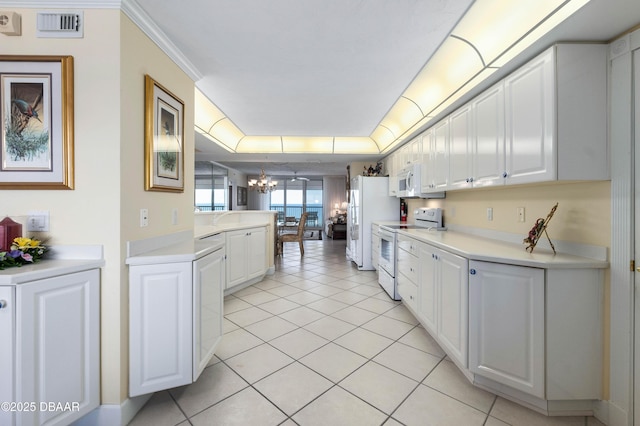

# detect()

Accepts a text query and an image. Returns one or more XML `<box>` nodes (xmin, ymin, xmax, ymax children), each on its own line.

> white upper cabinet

<box><xmin>432</xmin><ymin>118</ymin><xmax>450</xmax><ymax>191</ymax></box>
<box><xmin>448</xmin><ymin>104</ymin><xmax>474</xmax><ymax>190</ymax></box>
<box><xmin>472</xmin><ymin>82</ymin><xmax>506</xmax><ymax>188</ymax></box>
<box><xmin>504</xmin><ymin>48</ymin><xmax>555</xmax><ymax>184</ymax></box>
<box><xmin>420</xmin><ymin>128</ymin><xmax>434</xmax><ymax>193</ymax></box>
<box><xmin>386</xmin><ymin>43</ymin><xmax>608</xmax><ymax>192</ymax></box>
<box><xmin>505</xmin><ymin>43</ymin><xmax>608</xmax><ymax>184</ymax></box>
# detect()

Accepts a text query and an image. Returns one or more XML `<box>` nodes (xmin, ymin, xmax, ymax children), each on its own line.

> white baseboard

<box><xmin>593</xmin><ymin>400</ymin><xmax>610</xmax><ymax>425</ymax></box>
<box><xmin>607</xmin><ymin>400</ymin><xmax>631</xmax><ymax>426</ymax></box>
<box><xmin>71</xmin><ymin>394</ymin><xmax>152</xmax><ymax>426</ymax></box>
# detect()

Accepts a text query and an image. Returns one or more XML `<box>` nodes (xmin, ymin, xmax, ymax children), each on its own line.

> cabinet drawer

<box><xmin>398</xmin><ymin>235</ymin><xmax>419</xmax><ymax>256</ymax></box>
<box><xmin>397</xmin><ymin>273</ymin><xmax>418</xmax><ymax>313</ymax></box>
<box><xmin>397</xmin><ymin>248</ymin><xmax>419</xmax><ymax>284</ymax></box>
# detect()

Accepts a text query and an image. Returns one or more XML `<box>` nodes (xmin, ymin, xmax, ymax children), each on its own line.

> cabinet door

<box><xmin>193</xmin><ymin>248</ymin><xmax>225</xmax><ymax>381</ymax></box>
<box><xmin>226</xmin><ymin>229</ymin><xmax>248</xmax><ymax>288</ymax></box>
<box><xmin>387</xmin><ymin>153</ymin><xmax>399</xmax><ymax>197</ymax></box>
<box><xmin>247</xmin><ymin>227</ymin><xmax>267</xmax><ymax>280</ymax></box>
<box><xmin>432</xmin><ymin>118</ymin><xmax>449</xmax><ymax>190</ymax></box>
<box><xmin>16</xmin><ymin>270</ymin><xmax>100</xmax><ymax>425</ymax></box>
<box><xmin>473</xmin><ymin>82</ymin><xmax>506</xmax><ymax>188</ymax></box>
<box><xmin>130</xmin><ymin>262</ymin><xmax>192</xmax><ymax>396</ymax></box>
<box><xmin>371</xmin><ymin>226</ymin><xmax>380</xmax><ymax>270</ymax></box>
<box><xmin>468</xmin><ymin>260</ymin><xmax>544</xmax><ymax>398</ymax></box>
<box><xmin>448</xmin><ymin>104</ymin><xmax>473</xmax><ymax>190</ymax></box>
<box><xmin>420</xmin><ymin>129</ymin><xmax>433</xmax><ymax>192</ymax></box>
<box><xmin>408</xmin><ymin>136</ymin><xmax>422</xmax><ymax>165</ymax></box>
<box><xmin>505</xmin><ymin>49</ymin><xmax>555</xmax><ymax>184</ymax></box>
<box><xmin>436</xmin><ymin>250</ymin><xmax>468</xmax><ymax>368</ymax></box>
<box><xmin>418</xmin><ymin>244</ymin><xmax>437</xmax><ymax>336</ymax></box>
<box><xmin>0</xmin><ymin>287</ymin><xmax>14</xmax><ymax>426</ymax></box>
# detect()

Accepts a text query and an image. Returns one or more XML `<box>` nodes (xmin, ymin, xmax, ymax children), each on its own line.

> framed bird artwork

<box><xmin>0</xmin><ymin>55</ymin><xmax>74</xmax><ymax>189</ymax></box>
<box><xmin>144</xmin><ymin>74</ymin><xmax>184</xmax><ymax>192</ymax></box>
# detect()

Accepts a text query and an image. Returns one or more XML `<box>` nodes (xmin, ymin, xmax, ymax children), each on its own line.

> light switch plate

<box><xmin>140</xmin><ymin>208</ymin><xmax>148</xmax><ymax>227</ymax></box>
<box><xmin>27</xmin><ymin>210</ymin><xmax>49</xmax><ymax>232</ymax></box>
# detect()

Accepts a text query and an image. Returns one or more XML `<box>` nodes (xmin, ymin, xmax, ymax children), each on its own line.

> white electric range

<box><xmin>378</xmin><ymin>208</ymin><xmax>444</xmax><ymax>300</ymax></box>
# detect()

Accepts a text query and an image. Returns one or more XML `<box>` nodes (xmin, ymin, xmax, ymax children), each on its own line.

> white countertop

<box><xmin>398</xmin><ymin>229</ymin><xmax>608</xmax><ymax>269</ymax></box>
<box><xmin>0</xmin><ymin>245</ymin><xmax>104</xmax><ymax>285</ymax></box>
<box><xmin>126</xmin><ymin>236</ymin><xmax>225</xmax><ymax>266</ymax></box>
<box><xmin>194</xmin><ymin>221</ymin><xmax>270</xmax><ymax>239</ymax></box>
<box><xmin>127</xmin><ymin>221</ymin><xmax>270</xmax><ymax>266</ymax></box>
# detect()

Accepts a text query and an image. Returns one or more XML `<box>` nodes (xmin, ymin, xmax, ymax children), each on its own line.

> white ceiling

<box><xmin>13</xmin><ymin>0</ymin><xmax>638</xmax><ymax>177</ymax></box>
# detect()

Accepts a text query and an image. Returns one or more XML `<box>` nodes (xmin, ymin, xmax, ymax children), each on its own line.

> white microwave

<box><xmin>398</xmin><ymin>164</ymin><xmax>421</xmax><ymax>198</ymax></box>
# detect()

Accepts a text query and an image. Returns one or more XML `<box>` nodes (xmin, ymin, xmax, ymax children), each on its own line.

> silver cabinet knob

<box><xmin>0</xmin><ymin>300</ymin><xmax>7</xmax><ymax>309</ymax></box>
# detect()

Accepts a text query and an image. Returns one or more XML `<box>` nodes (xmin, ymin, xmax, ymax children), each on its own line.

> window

<box><xmin>269</xmin><ymin>178</ymin><xmax>323</xmax><ymax>227</ymax></box>
<box><xmin>195</xmin><ymin>161</ymin><xmax>228</xmax><ymax>211</ymax></box>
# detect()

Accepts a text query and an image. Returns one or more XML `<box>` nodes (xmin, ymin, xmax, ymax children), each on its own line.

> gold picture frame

<box><xmin>144</xmin><ymin>74</ymin><xmax>184</xmax><ymax>192</ymax></box>
<box><xmin>0</xmin><ymin>55</ymin><xmax>74</xmax><ymax>189</ymax></box>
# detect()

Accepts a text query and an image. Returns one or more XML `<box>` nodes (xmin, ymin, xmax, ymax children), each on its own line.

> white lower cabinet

<box><xmin>0</xmin><ymin>269</ymin><xmax>100</xmax><ymax>426</ymax></box>
<box><xmin>226</xmin><ymin>226</ymin><xmax>267</xmax><ymax>290</ymax></box>
<box><xmin>371</xmin><ymin>224</ymin><xmax>380</xmax><ymax>270</ymax></box>
<box><xmin>192</xmin><ymin>248</ymin><xmax>225</xmax><ymax>380</ymax></box>
<box><xmin>468</xmin><ymin>260</ymin><xmax>603</xmax><ymax>401</ymax></box>
<box><xmin>417</xmin><ymin>243</ymin><xmax>468</xmax><ymax>368</ymax></box>
<box><xmin>399</xmin><ymin>235</ymin><xmax>468</xmax><ymax>369</ymax></box>
<box><xmin>398</xmin><ymin>233</ymin><xmax>603</xmax><ymax>408</ymax></box>
<box><xmin>129</xmin><ymin>247</ymin><xmax>224</xmax><ymax>396</ymax></box>
<box><xmin>434</xmin><ymin>249</ymin><xmax>468</xmax><ymax>368</ymax></box>
<box><xmin>396</xmin><ymin>236</ymin><xmax>419</xmax><ymax>313</ymax></box>
<box><xmin>468</xmin><ymin>261</ymin><xmax>545</xmax><ymax>398</ymax></box>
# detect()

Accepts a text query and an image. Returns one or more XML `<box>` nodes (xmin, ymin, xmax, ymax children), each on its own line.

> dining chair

<box><xmin>306</xmin><ymin>211</ymin><xmax>318</xmax><ymax>226</ymax></box>
<box><xmin>278</xmin><ymin>212</ymin><xmax>308</xmax><ymax>255</ymax></box>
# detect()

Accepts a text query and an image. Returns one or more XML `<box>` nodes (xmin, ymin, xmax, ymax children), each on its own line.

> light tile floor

<box><xmin>129</xmin><ymin>239</ymin><xmax>605</xmax><ymax>426</ymax></box>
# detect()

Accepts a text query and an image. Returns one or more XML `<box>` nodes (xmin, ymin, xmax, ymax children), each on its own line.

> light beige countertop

<box><xmin>398</xmin><ymin>229</ymin><xmax>608</xmax><ymax>269</ymax></box>
<box><xmin>0</xmin><ymin>245</ymin><xmax>104</xmax><ymax>285</ymax></box>
<box><xmin>194</xmin><ymin>221</ymin><xmax>271</xmax><ymax>239</ymax></box>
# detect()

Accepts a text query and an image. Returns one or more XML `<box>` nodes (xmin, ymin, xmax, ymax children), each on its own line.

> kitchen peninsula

<box><xmin>126</xmin><ymin>210</ymin><xmax>276</xmax><ymax>397</ymax></box>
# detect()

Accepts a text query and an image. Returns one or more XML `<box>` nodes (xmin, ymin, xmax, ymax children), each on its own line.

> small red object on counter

<box><xmin>0</xmin><ymin>217</ymin><xmax>22</xmax><ymax>251</ymax></box>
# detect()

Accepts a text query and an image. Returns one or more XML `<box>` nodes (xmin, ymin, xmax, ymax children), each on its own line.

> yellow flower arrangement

<box><xmin>0</xmin><ymin>237</ymin><xmax>48</xmax><ymax>269</ymax></box>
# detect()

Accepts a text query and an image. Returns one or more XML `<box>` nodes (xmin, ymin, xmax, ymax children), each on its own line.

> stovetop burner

<box><xmin>382</xmin><ymin>224</ymin><xmax>419</xmax><ymax>230</ymax></box>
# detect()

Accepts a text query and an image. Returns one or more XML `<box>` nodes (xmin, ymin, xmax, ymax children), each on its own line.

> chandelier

<box><xmin>248</xmin><ymin>168</ymin><xmax>278</xmax><ymax>194</ymax></box>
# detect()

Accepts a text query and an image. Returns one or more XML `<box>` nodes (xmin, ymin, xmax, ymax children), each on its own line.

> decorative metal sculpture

<box><xmin>523</xmin><ymin>203</ymin><xmax>558</xmax><ymax>254</ymax></box>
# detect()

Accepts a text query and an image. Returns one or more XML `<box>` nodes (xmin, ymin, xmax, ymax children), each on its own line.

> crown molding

<box><xmin>0</xmin><ymin>1</ymin><xmax>121</xmax><ymax>7</ymax></box>
<box><xmin>120</xmin><ymin>0</ymin><xmax>202</xmax><ymax>80</ymax></box>
<box><xmin>0</xmin><ymin>0</ymin><xmax>203</xmax><ymax>81</ymax></box>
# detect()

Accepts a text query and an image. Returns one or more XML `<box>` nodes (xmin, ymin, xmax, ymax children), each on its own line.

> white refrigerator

<box><xmin>347</xmin><ymin>176</ymin><xmax>399</xmax><ymax>270</ymax></box>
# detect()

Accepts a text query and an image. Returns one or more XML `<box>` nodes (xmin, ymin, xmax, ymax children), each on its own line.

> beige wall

<box><xmin>0</xmin><ymin>9</ymin><xmax>196</xmax><ymax>404</ymax></box>
<box><xmin>118</xmin><ymin>14</ymin><xmax>195</xmax><ymax>403</ymax></box>
<box><xmin>407</xmin><ymin>181</ymin><xmax>610</xmax><ymax>247</ymax></box>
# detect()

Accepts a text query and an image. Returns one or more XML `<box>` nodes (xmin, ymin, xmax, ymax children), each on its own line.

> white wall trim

<box><xmin>120</xmin><ymin>0</ymin><xmax>202</xmax><ymax>81</ymax></box>
<box><xmin>608</xmin><ymin>29</ymin><xmax>637</xmax><ymax>426</ymax></box>
<box><xmin>0</xmin><ymin>0</ymin><xmax>203</xmax><ymax>81</ymax></box>
<box><xmin>71</xmin><ymin>394</ymin><xmax>152</xmax><ymax>426</ymax></box>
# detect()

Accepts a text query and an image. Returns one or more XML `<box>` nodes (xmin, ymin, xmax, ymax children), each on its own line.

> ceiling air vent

<box><xmin>36</xmin><ymin>11</ymin><xmax>83</xmax><ymax>38</ymax></box>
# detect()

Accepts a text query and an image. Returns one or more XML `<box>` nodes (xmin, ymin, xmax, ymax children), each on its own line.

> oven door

<box><xmin>378</xmin><ymin>227</ymin><xmax>396</xmax><ymax>277</ymax></box>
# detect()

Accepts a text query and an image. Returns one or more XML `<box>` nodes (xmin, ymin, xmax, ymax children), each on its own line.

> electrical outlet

<box><xmin>140</xmin><ymin>208</ymin><xmax>148</xmax><ymax>227</ymax></box>
<box><xmin>171</xmin><ymin>208</ymin><xmax>178</xmax><ymax>225</ymax></box>
<box><xmin>487</xmin><ymin>207</ymin><xmax>493</xmax><ymax>221</ymax></box>
<box><xmin>517</xmin><ymin>207</ymin><xmax>525</xmax><ymax>223</ymax></box>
